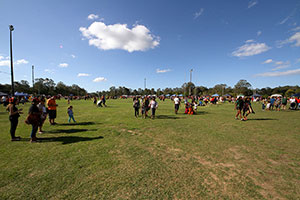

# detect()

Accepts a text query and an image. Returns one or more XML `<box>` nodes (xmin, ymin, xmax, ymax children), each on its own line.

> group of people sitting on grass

<box><xmin>7</xmin><ymin>96</ymin><xmax>76</xmax><ymax>143</ymax></box>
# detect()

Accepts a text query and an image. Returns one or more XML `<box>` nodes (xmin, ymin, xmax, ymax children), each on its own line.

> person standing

<box><xmin>47</xmin><ymin>96</ymin><xmax>58</xmax><ymax>125</ymax></box>
<box><xmin>37</xmin><ymin>98</ymin><xmax>47</xmax><ymax>134</ymax></box>
<box><xmin>144</xmin><ymin>96</ymin><xmax>150</xmax><ymax>118</ymax></box>
<box><xmin>8</xmin><ymin>97</ymin><xmax>22</xmax><ymax>141</ymax></box>
<box><xmin>174</xmin><ymin>95</ymin><xmax>180</xmax><ymax>114</ymax></box>
<box><xmin>28</xmin><ymin>98</ymin><xmax>41</xmax><ymax>143</ymax></box>
<box><xmin>281</xmin><ymin>96</ymin><xmax>287</xmax><ymax>110</ymax></box>
<box><xmin>133</xmin><ymin>97</ymin><xmax>140</xmax><ymax>117</ymax></box>
<box><xmin>149</xmin><ymin>97</ymin><xmax>158</xmax><ymax>119</ymax></box>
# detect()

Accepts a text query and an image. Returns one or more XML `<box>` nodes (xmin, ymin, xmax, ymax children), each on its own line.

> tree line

<box><xmin>93</xmin><ymin>80</ymin><xmax>300</xmax><ymax>98</ymax></box>
<box><xmin>1</xmin><ymin>79</ymin><xmax>299</xmax><ymax>98</ymax></box>
<box><xmin>0</xmin><ymin>78</ymin><xmax>87</xmax><ymax>96</ymax></box>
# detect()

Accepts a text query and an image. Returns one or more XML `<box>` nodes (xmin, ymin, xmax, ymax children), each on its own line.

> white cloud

<box><xmin>0</xmin><ymin>60</ymin><xmax>10</xmax><ymax>66</ymax></box>
<box><xmin>278</xmin><ymin>32</ymin><xmax>300</xmax><ymax>48</ymax></box>
<box><xmin>248</xmin><ymin>0</ymin><xmax>258</xmax><ymax>9</ymax></box>
<box><xmin>45</xmin><ymin>69</ymin><xmax>55</xmax><ymax>74</ymax></box>
<box><xmin>291</xmin><ymin>26</ymin><xmax>300</xmax><ymax>32</ymax></box>
<box><xmin>279</xmin><ymin>16</ymin><xmax>290</xmax><ymax>25</ymax></box>
<box><xmin>93</xmin><ymin>77</ymin><xmax>107</xmax><ymax>82</ymax></box>
<box><xmin>71</xmin><ymin>54</ymin><xmax>76</xmax><ymax>58</ymax></box>
<box><xmin>80</xmin><ymin>22</ymin><xmax>160</xmax><ymax>52</ymax></box>
<box><xmin>257</xmin><ymin>31</ymin><xmax>262</xmax><ymax>36</ymax></box>
<box><xmin>272</xmin><ymin>61</ymin><xmax>290</xmax><ymax>71</ymax></box>
<box><xmin>262</xmin><ymin>59</ymin><xmax>273</xmax><ymax>64</ymax></box>
<box><xmin>87</xmin><ymin>14</ymin><xmax>99</xmax><ymax>20</ymax></box>
<box><xmin>245</xmin><ymin>39</ymin><xmax>255</xmax><ymax>43</ymax></box>
<box><xmin>58</xmin><ymin>63</ymin><xmax>68</xmax><ymax>68</ymax></box>
<box><xmin>275</xmin><ymin>61</ymin><xmax>283</xmax><ymax>65</ymax></box>
<box><xmin>288</xmin><ymin>32</ymin><xmax>300</xmax><ymax>47</ymax></box>
<box><xmin>0</xmin><ymin>56</ymin><xmax>28</xmax><ymax>66</ymax></box>
<box><xmin>77</xmin><ymin>73</ymin><xmax>90</xmax><ymax>77</ymax></box>
<box><xmin>156</xmin><ymin>68</ymin><xmax>171</xmax><ymax>73</ymax></box>
<box><xmin>194</xmin><ymin>8</ymin><xmax>204</xmax><ymax>19</ymax></box>
<box><xmin>15</xmin><ymin>59</ymin><xmax>28</xmax><ymax>65</ymax></box>
<box><xmin>256</xmin><ymin>68</ymin><xmax>300</xmax><ymax>77</ymax></box>
<box><xmin>232</xmin><ymin>41</ymin><xmax>271</xmax><ymax>57</ymax></box>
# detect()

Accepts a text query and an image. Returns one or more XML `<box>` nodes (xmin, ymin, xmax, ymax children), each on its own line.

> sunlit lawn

<box><xmin>0</xmin><ymin>99</ymin><xmax>299</xmax><ymax>199</ymax></box>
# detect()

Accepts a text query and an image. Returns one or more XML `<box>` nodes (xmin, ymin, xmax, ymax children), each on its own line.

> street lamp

<box><xmin>9</xmin><ymin>25</ymin><xmax>15</xmax><ymax>96</ymax></box>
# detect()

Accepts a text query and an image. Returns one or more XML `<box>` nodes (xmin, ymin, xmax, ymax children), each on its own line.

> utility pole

<box><xmin>189</xmin><ymin>69</ymin><xmax>193</xmax><ymax>96</ymax></box>
<box><xmin>32</xmin><ymin>65</ymin><xmax>34</xmax><ymax>87</ymax></box>
<box><xmin>9</xmin><ymin>25</ymin><xmax>14</xmax><ymax>96</ymax></box>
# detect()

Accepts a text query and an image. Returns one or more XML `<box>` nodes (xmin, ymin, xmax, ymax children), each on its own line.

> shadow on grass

<box><xmin>19</xmin><ymin>136</ymin><xmax>104</xmax><ymax>144</ymax></box>
<box><xmin>247</xmin><ymin>118</ymin><xmax>278</xmax><ymax>121</ymax></box>
<box><xmin>46</xmin><ymin>128</ymin><xmax>97</xmax><ymax>134</ymax></box>
<box><xmin>56</xmin><ymin>122</ymin><xmax>98</xmax><ymax>126</ymax></box>
<box><xmin>156</xmin><ymin>115</ymin><xmax>179</xmax><ymax>119</ymax></box>
<box><xmin>39</xmin><ymin>136</ymin><xmax>104</xmax><ymax>144</ymax></box>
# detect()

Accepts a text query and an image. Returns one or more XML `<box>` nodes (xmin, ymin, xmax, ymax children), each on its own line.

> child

<box><xmin>67</xmin><ymin>106</ymin><xmax>76</xmax><ymax>123</ymax></box>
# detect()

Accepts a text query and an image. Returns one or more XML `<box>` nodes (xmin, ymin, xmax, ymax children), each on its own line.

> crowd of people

<box><xmin>2</xmin><ymin>92</ymin><xmax>299</xmax><ymax>142</ymax></box>
<box><xmin>133</xmin><ymin>96</ymin><xmax>158</xmax><ymax>119</ymax></box>
<box><xmin>5</xmin><ymin>95</ymin><xmax>78</xmax><ymax>143</ymax></box>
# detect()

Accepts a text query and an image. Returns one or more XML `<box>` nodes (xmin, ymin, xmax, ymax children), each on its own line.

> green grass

<box><xmin>0</xmin><ymin>99</ymin><xmax>300</xmax><ymax>199</ymax></box>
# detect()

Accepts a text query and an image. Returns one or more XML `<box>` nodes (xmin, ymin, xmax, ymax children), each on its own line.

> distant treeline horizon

<box><xmin>1</xmin><ymin>78</ymin><xmax>299</xmax><ymax>98</ymax></box>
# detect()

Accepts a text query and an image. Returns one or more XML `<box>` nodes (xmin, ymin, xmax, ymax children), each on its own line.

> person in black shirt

<box><xmin>28</xmin><ymin>98</ymin><xmax>41</xmax><ymax>143</ymax></box>
<box><xmin>8</xmin><ymin>97</ymin><xmax>23</xmax><ymax>141</ymax></box>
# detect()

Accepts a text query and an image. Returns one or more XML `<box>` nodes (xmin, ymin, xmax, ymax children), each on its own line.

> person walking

<box><xmin>174</xmin><ymin>95</ymin><xmax>180</xmax><ymax>114</ymax></box>
<box><xmin>149</xmin><ymin>97</ymin><xmax>158</xmax><ymax>119</ymax></box>
<box><xmin>47</xmin><ymin>96</ymin><xmax>58</xmax><ymax>125</ymax></box>
<box><xmin>28</xmin><ymin>98</ymin><xmax>41</xmax><ymax>143</ymax></box>
<box><xmin>8</xmin><ymin>97</ymin><xmax>22</xmax><ymax>141</ymax></box>
<box><xmin>67</xmin><ymin>106</ymin><xmax>76</xmax><ymax>123</ymax></box>
<box><xmin>235</xmin><ymin>96</ymin><xmax>244</xmax><ymax>120</ymax></box>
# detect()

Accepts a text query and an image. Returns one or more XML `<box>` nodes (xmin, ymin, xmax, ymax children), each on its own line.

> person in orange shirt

<box><xmin>47</xmin><ymin>96</ymin><xmax>58</xmax><ymax>125</ymax></box>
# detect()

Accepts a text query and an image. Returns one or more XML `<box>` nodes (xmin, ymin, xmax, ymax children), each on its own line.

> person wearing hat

<box><xmin>8</xmin><ymin>97</ymin><xmax>23</xmax><ymax>141</ymax></box>
<box><xmin>28</xmin><ymin>98</ymin><xmax>41</xmax><ymax>143</ymax></box>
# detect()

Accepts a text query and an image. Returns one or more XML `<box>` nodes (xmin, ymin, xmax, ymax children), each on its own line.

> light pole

<box><xmin>9</xmin><ymin>25</ymin><xmax>14</xmax><ymax>96</ymax></box>
<box><xmin>189</xmin><ymin>69</ymin><xmax>193</xmax><ymax>96</ymax></box>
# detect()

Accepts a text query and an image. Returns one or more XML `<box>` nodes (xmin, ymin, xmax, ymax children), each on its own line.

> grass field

<box><xmin>0</xmin><ymin>99</ymin><xmax>300</xmax><ymax>199</ymax></box>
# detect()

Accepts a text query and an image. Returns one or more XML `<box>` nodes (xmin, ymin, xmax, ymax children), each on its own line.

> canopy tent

<box><xmin>171</xmin><ymin>94</ymin><xmax>176</xmax><ymax>97</ymax></box>
<box><xmin>178</xmin><ymin>94</ymin><xmax>183</xmax><ymax>97</ymax></box>
<box><xmin>211</xmin><ymin>94</ymin><xmax>219</xmax><ymax>97</ymax></box>
<box><xmin>271</xmin><ymin>94</ymin><xmax>282</xmax><ymax>97</ymax></box>
<box><xmin>165</xmin><ymin>94</ymin><xmax>170</xmax><ymax>97</ymax></box>
<box><xmin>252</xmin><ymin>94</ymin><xmax>262</xmax><ymax>97</ymax></box>
<box><xmin>223</xmin><ymin>94</ymin><xmax>232</xmax><ymax>97</ymax></box>
<box><xmin>14</xmin><ymin>92</ymin><xmax>29</xmax><ymax>96</ymax></box>
<box><xmin>237</xmin><ymin>94</ymin><xmax>245</xmax><ymax>98</ymax></box>
<box><xmin>0</xmin><ymin>92</ymin><xmax>8</xmax><ymax>96</ymax></box>
<box><xmin>292</xmin><ymin>93</ymin><xmax>300</xmax><ymax>97</ymax></box>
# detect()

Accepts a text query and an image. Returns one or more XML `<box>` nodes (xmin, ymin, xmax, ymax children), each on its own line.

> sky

<box><xmin>0</xmin><ymin>0</ymin><xmax>300</xmax><ymax>92</ymax></box>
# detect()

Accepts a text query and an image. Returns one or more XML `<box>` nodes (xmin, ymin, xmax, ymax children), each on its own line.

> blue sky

<box><xmin>0</xmin><ymin>0</ymin><xmax>300</xmax><ymax>92</ymax></box>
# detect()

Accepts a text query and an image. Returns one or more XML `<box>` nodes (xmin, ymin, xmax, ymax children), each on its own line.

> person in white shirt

<box><xmin>149</xmin><ymin>97</ymin><xmax>158</xmax><ymax>119</ymax></box>
<box><xmin>174</xmin><ymin>96</ymin><xmax>180</xmax><ymax>114</ymax></box>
